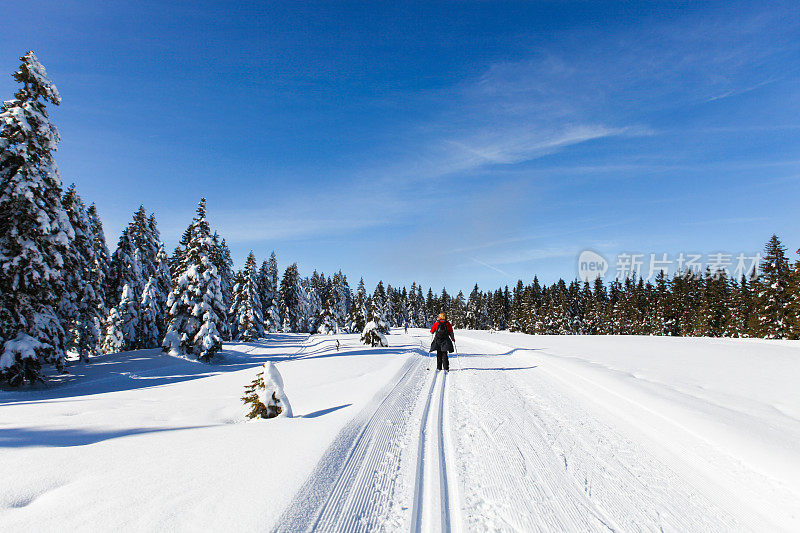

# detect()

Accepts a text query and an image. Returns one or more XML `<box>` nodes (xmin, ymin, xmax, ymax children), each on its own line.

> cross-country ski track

<box><xmin>274</xmin><ymin>330</ymin><xmax>772</xmax><ymax>532</ymax></box>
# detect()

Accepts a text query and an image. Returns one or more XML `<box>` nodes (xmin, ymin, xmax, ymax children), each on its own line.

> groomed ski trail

<box><xmin>275</xmin><ymin>339</ymin><xmax>431</xmax><ymax>532</ymax></box>
<box><xmin>411</xmin><ymin>368</ymin><xmax>461</xmax><ymax>533</ymax></box>
<box><xmin>450</xmin><ymin>335</ymin><xmax>740</xmax><ymax>532</ymax></box>
<box><xmin>276</xmin><ymin>334</ymin><xmax>462</xmax><ymax>532</ymax></box>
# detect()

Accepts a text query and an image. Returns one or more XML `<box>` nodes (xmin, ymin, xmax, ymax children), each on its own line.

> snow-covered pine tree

<box><xmin>151</xmin><ymin>242</ymin><xmax>172</xmax><ymax>340</ymax></box>
<box><xmin>0</xmin><ymin>52</ymin><xmax>74</xmax><ymax>385</ymax></box>
<box><xmin>259</xmin><ymin>251</ymin><xmax>281</xmax><ymax>332</ymax></box>
<box><xmin>230</xmin><ymin>251</ymin><xmax>265</xmax><ymax>341</ymax></box>
<box><xmin>100</xmin><ymin>307</ymin><xmax>124</xmax><ymax>354</ymax></box>
<box><xmin>169</xmin><ymin>225</ymin><xmax>192</xmax><ymax>280</ymax></box>
<box><xmin>361</xmin><ymin>299</ymin><xmax>388</xmax><ymax>347</ymax></box>
<box><xmin>416</xmin><ymin>285</ymin><xmax>427</xmax><ymax>326</ymax></box>
<box><xmin>371</xmin><ymin>281</ymin><xmax>390</xmax><ymax>331</ymax></box>
<box><xmin>278</xmin><ymin>263</ymin><xmax>302</xmax><ymax>332</ymax></box>
<box><xmin>349</xmin><ymin>277</ymin><xmax>368</xmax><ymax>333</ymax></box>
<box><xmin>117</xmin><ymin>283</ymin><xmax>140</xmax><ymax>347</ymax></box>
<box><xmin>241</xmin><ymin>362</ymin><xmax>293</xmax><ymax>419</ymax></box>
<box><xmin>210</xmin><ymin>234</ymin><xmax>234</xmax><ymax>339</ymax></box>
<box><xmin>86</xmin><ymin>204</ymin><xmax>111</xmax><ymax>318</ymax></box>
<box><xmin>316</xmin><ymin>297</ymin><xmax>338</xmax><ymax>334</ymax></box>
<box><xmin>465</xmin><ymin>284</ymin><xmax>482</xmax><ymax>330</ymax></box>
<box><xmin>136</xmin><ymin>212</ymin><xmax>171</xmax><ymax>344</ymax></box>
<box><xmin>138</xmin><ymin>276</ymin><xmax>161</xmax><ymax>348</ymax></box>
<box><xmin>329</xmin><ymin>271</ymin><xmax>350</xmax><ymax>332</ymax></box>
<box><xmin>753</xmin><ymin>235</ymin><xmax>792</xmax><ymax>338</ymax></box>
<box><xmin>789</xmin><ymin>249</ymin><xmax>800</xmax><ymax>339</ymax></box>
<box><xmin>724</xmin><ymin>275</ymin><xmax>751</xmax><ymax>337</ymax></box>
<box><xmin>300</xmin><ymin>274</ymin><xmax>322</xmax><ymax>333</ymax></box>
<box><xmin>61</xmin><ymin>185</ymin><xmax>106</xmax><ymax>360</ymax></box>
<box><xmin>162</xmin><ymin>198</ymin><xmax>228</xmax><ymax>361</ymax></box>
<box><xmin>108</xmin><ymin>228</ymin><xmax>142</xmax><ymax>349</ymax></box>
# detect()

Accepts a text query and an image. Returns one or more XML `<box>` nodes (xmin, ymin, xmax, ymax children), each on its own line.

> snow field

<box><xmin>3</xmin><ymin>329</ymin><xmax>798</xmax><ymax>531</ymax></box>
<box><xmin>457</xmin><ymin>331</ymin><xmax>800</xmax><ymax>530</ymax></box>
<box><xmin>0</xmin><ymin>334</ymin><xmax>412</xmax><ymax>531</ymax></box>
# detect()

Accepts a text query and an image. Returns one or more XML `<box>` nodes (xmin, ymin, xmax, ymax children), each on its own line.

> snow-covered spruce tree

<box><xmin>278</xmin><ymin>263</ymin><xmax>302</xmax><ymax>332</ymax></box>
<box><xmin>372</xmin><ymin>281</ymin><xmax>390</xmax><ymax>331</ymax></box>
<box><xmin>138</xmin><ymin>276</ymin><xmax>161</xmax><ymax>348</ymax></box>
<box><xmin>329</xmin><ymin>271</ymin><xmax>350</xmax><ymax>332</ymax></box>
<box><xmin>230</xmin><ymin>251</ymin><xmax>265</xmax><ymax>341</ymax></box>
<box><xmin>107</xmin><ymin>228</ymin><xmax>142</xmax><ymax>349</ymax></box>
<box><xmin>210</xmin><ymin>234</ymin><xmax>233</xmax><ymax>340</ymax></box>
<box><xmin>61</xmin><ymin>185</ymin><xmax>106</xmax><ymax>360</ymax></box>
<box><xmin>258</xmin><ymin>251</ymin><xmax>281</xmax><ymax>333</ymax></box>
<box><xmin>108</xmin><ymin>207</ymin><xmax>171</xmax><ymax>349</ymax></box>
<box><xmin>117</xmin><ymin>283</ymin><xmax>140</xmax><ymax>348</ymax></box>
<box><xmin>316</xmin><ymin>293</ymin><xmax>338</xmax><ymax>335</ymax></box>
<box><xmin>100</xmin><ymin>307</ymin><xmax>124</xmax><ymax>354</ymax></box>
<box><xmin>300</xmin><ymin>275</ymin><xmax>322</xmax><ymax>333</ymax></box>
<box><xmin>348</xmin><ymin>277</ymin><xmax>368</xmax><ymax>333</ymax></box>
<box><xmin>87</xmin><ymin>204</ymin><xmax>111</xmax><ymax>311</ymax></box>
<box><xmin>162</xmin><ymin>198</ymin><xmax>227</xmax><ymax>362</ymax></box>
<box><xmin>753</xmin><ymin>235</ymin><xmax>792</xmax><ymax>339</ymax></box>
<box><xmin>241</xmin><ymin>362</ymin><xmax>293</xmax><ymax>419</ymax></box>
<box><xmin>0</xmin><ymin>52</ymin><xmax>74</xmax><ymax>386</ymax></box>
<box><xmin>788</xmin><ymin>250</ymin><xmax>800</xmax><ymax>339</ymax></box>
<box><xmin>134</xmin><ymin>211</ymin><xmax>171</xmax><ymax>344</ymax></box>
<box><xmin>361</xmin><ymin>300</ymin><xmax>389</xmax><ymax>347</ymax></box>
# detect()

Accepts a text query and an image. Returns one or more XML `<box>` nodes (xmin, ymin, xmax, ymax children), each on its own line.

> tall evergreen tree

<box><xmin>349</xmin><ymin>278</ymin><xmax>368</xmax><ymax>333</ymax></box>
<box><xmin>0</xmin><ymin>52</ymin><xmax>73</xmax><ymax>385</ymax></box>
<box><xmin>258</xmin><ymin>251</ymin><xmax>281</xmax><ymax>332</ymax></box>
<box><xmin>61</xmin><ymin>185</ymin><xmax>106</xmax><ymax>360</ymax></box>
<box><xmin>753</xmin><ymin>235</ymin><xmax>792</xmax><ymax>338</ymax></box>
<box><xmin>162</xmin><ymin>198</ymin><xmax>227</xmax><ymax>361</ymax></box>
<box><xmin>278</xmin><ymin>263</ymin><xmax>302</xmax><ymax>332</ymax></box>
<box><xmin>230</xmin><ymin>251</ymin><xmax>265</xmax><ymax>341</ymax></box>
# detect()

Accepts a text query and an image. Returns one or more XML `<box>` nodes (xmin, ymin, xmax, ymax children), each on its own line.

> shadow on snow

<box><xmin>0</xmin><ymin>424</ymin><xmax>216</xmax><ymax>448</ymax></box>
<box><xmin>0</xmin><ymin>333</ymin><xmax>423</xmax><ymax>405</ymax></box>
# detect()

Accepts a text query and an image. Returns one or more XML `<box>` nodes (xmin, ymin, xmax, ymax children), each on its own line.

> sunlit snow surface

<box><xmin>1</xmin><ymin>331</ymin><xmax>798</xmax><ymax>531</ymax></box>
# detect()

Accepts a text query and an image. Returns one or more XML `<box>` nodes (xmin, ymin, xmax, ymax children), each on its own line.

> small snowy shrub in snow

<box><xmin>0</xmin><ymin>334</ymin><xmax>45</xmax><ymax>386</ymax></box>
<box><xmin>241</xmin><ymin>362</ymin><xmax>293</xmax><ymax>419</ymax></box>
<box><xmin>361</xmin><ymin>321</ymin><xmax>388</xmax><ymax>347</ymax></box>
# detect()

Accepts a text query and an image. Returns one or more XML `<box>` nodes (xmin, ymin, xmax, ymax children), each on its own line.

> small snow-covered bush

<box><xmin>0</xmin><ymin>334</ymin><xmax>46</xmax><ymax>387</ymax></box>
<box><xmin>241</xmin><ymin>362</ymin><xmax>293</xmax><ymax>419</ymax></box>
<box><xmin>361</xmin><ymin>321</ymin><xmax>388</xmax><ymax>347</ymax></box>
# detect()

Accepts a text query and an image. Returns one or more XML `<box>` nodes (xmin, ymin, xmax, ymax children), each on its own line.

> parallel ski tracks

<box><xmin>277</xmin><ymin>335</ymin><xmax>462</xmax><ymax>533</ymax></box>
<box><xmin>410</xmin><ymin>371</ymin><xmax>459</xmax><ymax>532</ymax></box>
<box><xmin>275</xmin><ymin>353</ymin><xmax>426</xmax><ymax>532</ymax></box>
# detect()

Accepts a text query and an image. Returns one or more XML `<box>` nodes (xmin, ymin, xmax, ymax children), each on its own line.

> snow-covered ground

<box><xmin>2</xmin><ymin>331</ymin><xmax>799</xmax><ymax>531</ymax></box>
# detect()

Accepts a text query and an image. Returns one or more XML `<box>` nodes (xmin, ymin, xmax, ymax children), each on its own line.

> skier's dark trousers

<box><xmin>429</xmin><ymin>313</ymin><xmax>454</xmax><ymax>371</ymax></box>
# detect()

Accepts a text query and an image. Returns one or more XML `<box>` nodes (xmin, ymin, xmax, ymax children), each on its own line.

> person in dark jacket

<box><xmin>429</xmin><ymin>312</ymin><xmax>454</xmax><ymax>371</ymax></box>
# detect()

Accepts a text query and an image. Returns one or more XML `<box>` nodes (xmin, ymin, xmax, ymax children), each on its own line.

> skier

<box><xmin>404</xmin><ymin>322</ymin><xmax>408</xmax><ymax>334</ymax></box>
<box><xmin>429</xmin><ymin>312</ymin><xmax>455</xmax><ymax>371</ymax></box>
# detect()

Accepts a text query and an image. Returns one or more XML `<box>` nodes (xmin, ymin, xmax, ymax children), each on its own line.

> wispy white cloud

<box><xmin>471</xmin><ymin>257</ymin><xmax>511</xmax><ymax>277</ymax></box>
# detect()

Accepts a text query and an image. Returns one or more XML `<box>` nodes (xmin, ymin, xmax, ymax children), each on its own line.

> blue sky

<box><xmin>2</xmin><ymin>1</ymin><xmax>799</xmax><ymax>293</ymax></box>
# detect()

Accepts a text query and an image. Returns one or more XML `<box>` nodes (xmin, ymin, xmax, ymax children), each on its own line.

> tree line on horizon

<box><xmin>2</xmin><ymin>52</ymin><xmax>799</xmax><ymax>387</ymax></box>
